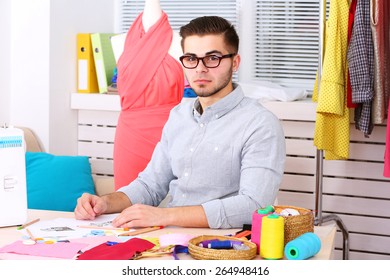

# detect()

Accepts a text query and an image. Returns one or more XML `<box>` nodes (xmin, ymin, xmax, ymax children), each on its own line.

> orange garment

<box><xmin>114</xmin><ymin>12</ymin><xmax>184</xmax><ymax>190</ymax></box>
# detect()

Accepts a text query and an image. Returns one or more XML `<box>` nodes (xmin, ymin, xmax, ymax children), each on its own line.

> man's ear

<box><xmin>232</xmin><ymin>54</ymin><xmax>241</xmax><ymax>72</ymax></box>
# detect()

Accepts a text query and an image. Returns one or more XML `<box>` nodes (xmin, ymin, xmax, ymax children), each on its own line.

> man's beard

<box><xmin>192</xmin><ymin>70</ymin><xmax>232</xmax><ymax>98</ymax></box>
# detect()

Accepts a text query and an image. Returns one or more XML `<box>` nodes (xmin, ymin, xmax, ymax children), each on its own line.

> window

<box><xmin>253</xmin><ymin>0</ymin><xmax>320</xmax><ymax>90</ymax></box>
<box><xmin>116</xmin><ymin>0</ymin><xmax>321</xmax><ymax>91</ymax></box>
<box><xmin>116</xmin><ymin>0</ymin><xmax>238</xmax><ymax>33</ymax></box>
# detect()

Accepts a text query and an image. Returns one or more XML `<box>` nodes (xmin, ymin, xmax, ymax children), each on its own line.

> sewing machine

<box><xmin>0</xmin><ymin>125</ymin><xmax>27</xmax><ymax>227</ymax></box>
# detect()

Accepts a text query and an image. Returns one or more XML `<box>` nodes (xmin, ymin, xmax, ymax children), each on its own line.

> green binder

<box><xmin>91</xmin><ymin>33</ymin><xmax>117</xmax><ymax>93</ymax></box>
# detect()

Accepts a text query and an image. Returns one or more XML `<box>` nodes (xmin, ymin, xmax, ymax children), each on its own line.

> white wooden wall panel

<box><xmin>78</xmin><ymin>110</ymin><xmax>119</xmax><ymax>126</ymax></box>
<box><xmin>78</xmin><ymin>125</ymin><xmax>116</xmax><ymax>143</ymax></box>
<box><xmin>334</xmin><ymin>233</ymin><xmax>390</xmax><ymax>257</ymax></box>
<box><xmin>89</xmin><ymin>158</ymin><xmax>114</xmax><ymax>175</ymax></box>
<box><xmin>78</xmin><ymin>142</ymin><xmax>114</xmax><ymax>159</ymax></box>
<box><xmin>332</xmin><ymin>214</ymin><xmax>390</xmax><ymax>235</ymax></box>
<box><xmin>74</xmin><ymin>106</ymin><xmax>119</xmax><ymax>178</ymax></box>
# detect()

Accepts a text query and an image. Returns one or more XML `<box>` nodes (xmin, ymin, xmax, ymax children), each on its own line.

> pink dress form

<box><xmin>114</xmin><ymin>12</ymin><xmax>184</xmax><ymax>189</ymax></box>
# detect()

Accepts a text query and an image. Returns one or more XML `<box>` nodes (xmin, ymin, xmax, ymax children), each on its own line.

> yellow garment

<box><xmin>312</xmin><ymin>0</ymin><xmax>351</xmax><ymax>160</ymax></box>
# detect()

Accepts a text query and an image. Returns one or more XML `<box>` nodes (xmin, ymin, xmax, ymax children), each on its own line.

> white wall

<box><xmin>1</xmin><ymin>0</ymin><xmax>114</xmax><ymax>154</ymax></box>
<box><xmin>237</xmin><ymin>0</ymin><xmax>255</xmax><ymax>83</ymax></box>
<box><xmin>0</xmin><ymin>0</ymin><xmax>11</xmax><ymax>125</ymax></box>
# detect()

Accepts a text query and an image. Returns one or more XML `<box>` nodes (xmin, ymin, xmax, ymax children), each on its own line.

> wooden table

<box><xmin>0</xmin><ymin>209</ymin><xmax>336</xmax><ymax>260</ymax></box>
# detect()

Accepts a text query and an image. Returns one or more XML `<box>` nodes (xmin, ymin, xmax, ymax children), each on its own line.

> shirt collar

<box><xmin>193</xmin><ymin>83</ymin><xmax>244</xmax><ymax>120</ymax></box>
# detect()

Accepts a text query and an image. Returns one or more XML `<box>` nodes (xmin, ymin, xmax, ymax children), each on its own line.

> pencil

<box><xmin>77</xmin><ymin>225</ymin><xmax>129</xmax><ymax>231</ymax></box>
<box><xmin>26</xmin><ymin>228</ymin><xmax>36</xmax><ymax>241</ymax></box>
<box><xmin>119</xmin><ymin>226</ymin><xmax>164</xmax><ymax>236</ymax></box>
<box><xmin>18</xmin><ymin>218</ymin><xmax>40</xmax><ymax>229</ymax></box>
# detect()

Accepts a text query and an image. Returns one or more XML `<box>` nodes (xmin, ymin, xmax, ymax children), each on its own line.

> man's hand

<box><xmin>112</xmin><ymin>204</ymin><xmax>209</xmax><ymax>228</ymax></box>
<box><xmin>112</xmin><ymin>204</ymin><xmax>168</xmax><ymax>228</ymax></box>
<box><xmin>74</xmin><ymin>193</ymin><xmax>108</xmax><ymax>220</ymax></box>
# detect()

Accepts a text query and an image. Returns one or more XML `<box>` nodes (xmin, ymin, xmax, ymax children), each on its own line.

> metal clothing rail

<box><xmin>314</xmin><ymin>0</ymin><xmax>349</xmax><ymax>260</ymax></box>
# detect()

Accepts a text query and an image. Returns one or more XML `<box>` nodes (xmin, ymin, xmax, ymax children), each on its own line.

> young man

<box><xmin>74</xmin><ymin>16</ymin><xmax>286</xmax><ymax>229</ymax></box>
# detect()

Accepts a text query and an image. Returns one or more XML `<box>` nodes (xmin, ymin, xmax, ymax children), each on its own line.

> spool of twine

<box><xmin>251</xmin><ymin>205</ymin><xmax>274</xmax><ymax>254</ymax></box>
<box><xmin>260</xmin><ymin>214</ymin><xmax>284</xmax><ymax>259</ymax></box>
<box><xmin>284</xmin><ymin>232</ymin><xmax>321</xmax><ymax>260</ymax></box>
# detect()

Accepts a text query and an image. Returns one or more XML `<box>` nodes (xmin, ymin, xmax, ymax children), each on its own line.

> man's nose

<box><xmin>195</xmin><ymin>59</ymin><xmax>209</xmax><ymax>72</ymax></box>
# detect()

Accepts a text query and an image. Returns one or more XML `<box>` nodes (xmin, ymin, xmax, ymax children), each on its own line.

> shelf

<box><xmin>71</xmin><ymin>93</ymin><xmax>120</xmax><ymax>111</ymax></box>
<box><xmin>70</xmin><ymin>92</ymin><xmax>317</xmax><ymax>121</ymax></box>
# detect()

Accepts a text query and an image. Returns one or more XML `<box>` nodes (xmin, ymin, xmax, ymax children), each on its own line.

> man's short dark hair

<box><xmin>180</xmin><ymin>16</ymin><xmax>239</xmax><ymax>53</ymax></box>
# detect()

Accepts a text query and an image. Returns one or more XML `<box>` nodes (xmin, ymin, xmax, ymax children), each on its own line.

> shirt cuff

<box><xmin>117</xmin><ymin>181</ymin><xmax>148</xmax><ymax>205</ymax></box>
<box><xmin>201</xmin><ymin>199</ymin><xmax>227</xmax><ymax>229</ymax></box>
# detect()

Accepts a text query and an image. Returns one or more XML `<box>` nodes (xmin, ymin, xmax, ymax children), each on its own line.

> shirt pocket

<box><xmin>194</xmin><ymin>142</ymin><xmax>233</xmax><ymax>188</ymax></box>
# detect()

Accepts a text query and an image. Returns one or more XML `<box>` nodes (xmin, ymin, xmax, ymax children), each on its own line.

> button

<box><xmin>190</xmin><ymin>148</ymin><xmax>194</xmax><ymax>152</ymax></box>
<box><xmin>214</xmin><ymin>146</ymin><xmax>219</xmax><ymax>151</ymax></box>
<box><xmin>215</xmin><ymin>114</ymin><xmax>219</xmax><ymax>118</ymax></box>
<box><xmin>184</xmin><ymin>172</ymin><xmax>189</xmax><ymax>177</ymax></box>
<box><xmin>182</xmin><ymin>194</ymin><xmax>186</xmax><ymax>198</ymax></box>
<box><xmin>200</xmin><ymin>123</ymin><xmax>204</xmax><ymax>128</ymax></box>
<box><xmin>23</xmin><ymin>239</ymin><xmax>36</xmax><ymax>245</ymax></box>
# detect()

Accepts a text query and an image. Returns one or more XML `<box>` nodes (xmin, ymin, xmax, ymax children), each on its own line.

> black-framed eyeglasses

<box><xmin>179</xmin><ymin>53</ymin><xmax>236</xmax><ymax>69</ymax></box>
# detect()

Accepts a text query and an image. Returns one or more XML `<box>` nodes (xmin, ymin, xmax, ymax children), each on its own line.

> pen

<box><xmin>119</xmin><ymin>226</ymin><xmax>164</xmax><ymax>236</ymax></box>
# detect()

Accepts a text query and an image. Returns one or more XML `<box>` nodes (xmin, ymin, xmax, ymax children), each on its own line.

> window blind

<box><xmin>254</xmin><ymin>0</ymin><xmax>320</xmax><ymax>90</ymax></box>
<box><xmin>117</xmin><ymin>0</ymin><xmax>239</xmax><ymax>33</ymax></box>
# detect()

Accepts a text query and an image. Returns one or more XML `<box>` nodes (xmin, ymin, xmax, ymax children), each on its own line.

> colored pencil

<box><xmin>77</xmin><ymin>225</ymin><xmax>129</xmax><ymax>231</ymax></box>
<box><xmin>18</xmin><ymin>218</ymin><xmax>40</xmax><ymax>229</ymax></box>
<box><xmin>118</xmin><ymin>226</ymin><xmax>164</xmax><ymax>236</ymax></box>
<box><xmin>26</xmin><ymin>228</ymin><xmax>36</xmax><ymax>241</ymax></box>
<box><xmin>234</xmin><ymin>230</ymin><xmax>251</xmax><ymax>238</ymax></box>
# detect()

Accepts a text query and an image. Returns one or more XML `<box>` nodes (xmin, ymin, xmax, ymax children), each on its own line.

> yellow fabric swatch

<box><xmin>312</xmin><ymin>0</ymin><xmax>351</xmax><ymax>160</ymax></box>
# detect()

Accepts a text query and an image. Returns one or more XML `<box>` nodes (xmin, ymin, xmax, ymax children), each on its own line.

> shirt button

<box><xmin>200</xmin><ymin>123</ymin><xmax>204</xmax><ymax>127</ymax></box>
<box><xmin>184</xmin><ymin>172</ymin><xmax>189</xmax><ymax>177</ymax></box>
<box><xmin>190</xmin><ymin>148</ymin><xmax>194</xmax><ymax>152</ymax></box>
<box><xmin>214</xmin><ymin>146</ymin><xmax>219</xmax><ymax>151</ymax></box>
<box><xmin>182</xmin><ymin>194</ymin><xmax>186</xmax><ymax>198</ymax></box>
<box><xmin>215</xmin><ymin>114</ymin><xmax>219</xmax><ymax>118</ymax></box>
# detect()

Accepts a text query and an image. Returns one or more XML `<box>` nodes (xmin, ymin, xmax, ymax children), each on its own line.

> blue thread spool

<box><xmin>284</xmin><ymin>232</ymin><xmax>321</xmax><ymax>260</ymax></box>
<box><xmin>199</xmin><ymin>239</ymin><xmax>219</xmax><ymax>248</ymax></box>
<box><xmin>208</xmin><ymin>240</ymin><xmax>243</xmax><ymax>249</ymax></box>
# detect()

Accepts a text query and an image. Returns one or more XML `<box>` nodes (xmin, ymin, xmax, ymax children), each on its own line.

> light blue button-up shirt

<box><xmin>118</xmin><ymin>84</ymin><xmax>286</xmax><ymax>228</ymax></box>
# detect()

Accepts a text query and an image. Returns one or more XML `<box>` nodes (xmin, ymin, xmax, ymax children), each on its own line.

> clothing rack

<box><xmin>314</xmin><ymin>0</ymin><xmax>349</xmax><ymax>260</ymax></box>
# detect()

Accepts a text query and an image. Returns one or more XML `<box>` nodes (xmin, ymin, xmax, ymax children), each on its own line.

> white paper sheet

<box><xmin>22</xmin><ymin>214</ymin><xmax>123</xmax><ymax>240</ymax></box>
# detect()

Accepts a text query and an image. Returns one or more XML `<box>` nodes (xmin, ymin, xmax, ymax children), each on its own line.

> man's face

<box><xmin>182</xmin><ymin>34</ymin><xmax>240</xmax><ymax>99</ymax></box>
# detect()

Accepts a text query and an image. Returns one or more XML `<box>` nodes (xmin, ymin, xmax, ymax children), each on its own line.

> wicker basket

<box><xmin>273</xmin><ymin>205</ymin><xmax>314</xmax><ymax>245</ymax></box>
<box><xmin>188</xmin><ymin>235</ymin><xmax>257</xmax><ymax>260</ymax></box>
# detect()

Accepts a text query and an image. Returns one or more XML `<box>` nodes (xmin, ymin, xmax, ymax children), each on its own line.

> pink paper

<box><xmin>159</xmin><ymin>233</ymin><xmax>195</xmax><ymax>247</ymax></box>
<box><xmin>0</xmin><ymin>240</ymin><xmax>88</xmax><ymax>259</ymax></box>
<box><xmin>69</xmin><ymin>235</ymin><xmax>122</xmax><ymax>251</ymax></box>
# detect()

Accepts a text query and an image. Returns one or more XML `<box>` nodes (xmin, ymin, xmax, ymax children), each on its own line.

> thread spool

<box><xmin>208</xmin><ymin>240</ymin><xmax>243</xmax><ymax>249</ymax></box>
<box><xmin>284</xmin><ymin>232</ymin><xmax>321</xmax><ymax>260</ymax></box>
<box><xmin>260</xmin><ymin>214</ymin><xmax>284</xmax><ymax>259</ymax></box>
<box><xmin>251</xmin><ymin>206</ymin><xmax>274</xmax><ymax>254</ymax></box>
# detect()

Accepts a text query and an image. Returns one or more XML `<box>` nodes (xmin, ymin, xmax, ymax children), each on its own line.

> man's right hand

<box><xmin>74</xmin><ymin>193</ymin><xmax>108</xmax><ymax>220</ymax></box>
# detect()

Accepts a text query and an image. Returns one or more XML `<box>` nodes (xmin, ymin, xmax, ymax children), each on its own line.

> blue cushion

<box><xmin>26</xmin><ymin>152</ymin><xmax>95</xmax><ymax>212</ymax></box>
